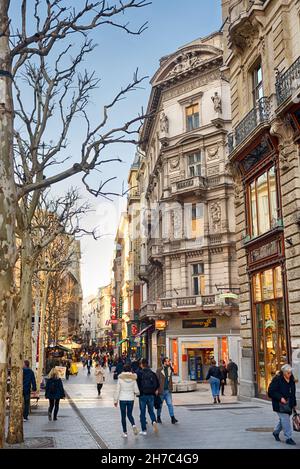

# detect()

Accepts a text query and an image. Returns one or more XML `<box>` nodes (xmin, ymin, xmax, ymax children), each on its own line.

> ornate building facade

<box><xmin>137</xmin><ymin>32</ymin><xmax>240</xmax><ymax>378</ymax></box>
<box><xmin>222</xmin><ymin>0</ymin><xmax>300</xmax><ymax>398</ymax></box>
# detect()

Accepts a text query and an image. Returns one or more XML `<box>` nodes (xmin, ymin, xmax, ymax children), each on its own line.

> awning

<box><xmin>47</xmin><ymin>344</ymin><xmax>70</xmax><ymax>352</ymax></box>
<box><xmin>116</xmin><ymin>338</ymin><xmax>129</xmax><ymax>346</ymax></box>
<box><xmin>58</xmin><ymin>342</ymin><xmax>81</xmax><ymax>350</ymax></box>
<box><xmin>136</xmin><ymin>325</ymin><xmax>153</xmax><ymax>337</ymax></box>
<box><xmin>219</xmin><ymin>293</ymin><xmax>238</xmax><ymax>299</ymax></box>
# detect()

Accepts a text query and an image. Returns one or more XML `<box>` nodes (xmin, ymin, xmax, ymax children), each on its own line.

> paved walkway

<box><xmin>5</xmin><ymin>364</ymin><xmax>299</xmax><ymax>449</ymax></box>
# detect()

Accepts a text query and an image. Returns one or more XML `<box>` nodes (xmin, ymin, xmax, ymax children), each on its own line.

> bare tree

<box><xmin>0</xmin><ymin>0</ymin><xmax>150</xmax><ymax>447</ymax></box>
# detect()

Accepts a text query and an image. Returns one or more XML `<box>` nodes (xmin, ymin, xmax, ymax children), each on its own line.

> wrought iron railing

<box><xmin>227</xmin><ymin>96</ymin><xmax>271</xmax><ymax>154</ymax></box>
<box><xmin>276</xmin><ymin>56</ymin><xmax>300</xmax><ymax>106</ymax></box>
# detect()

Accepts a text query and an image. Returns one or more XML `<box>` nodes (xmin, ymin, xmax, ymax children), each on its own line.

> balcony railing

<box><xmin>228</xmin><ymin>96</ymin><xmax>271</xmax><ymax>154</ymax></box>
<box><xmin>202</xmin><ymin>294</ymin><xmax>216</xmax><ymax>306</ymax></box>
<box><xmin>276</xmin><ymin>56</ymin><xmax>300</xmax><ymax>106</ymax></box>
<box><xmin>171</xmin><ymin>175</ymin><xmax>207</xmax><ymax>196</ymax></box>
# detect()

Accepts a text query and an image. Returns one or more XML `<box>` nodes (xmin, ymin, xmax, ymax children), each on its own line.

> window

<box><xmin>191</xmin><ymin>203</ymin><xmax>204</xmax><ymax>238</ymax></box>
<box><xmin>252</xmin><ymin>266</ymin><xmax>287</xmax><ymax>395</ymax></box>
<box><xmin>186</xmin><ymin>103</ymin><xmax>199</xmax><ymax>131</ymax></box>
<box><xmin>252</xmin><ymin>62</ymin><xmax>263</xmax><ymax>105</ymax></box>
<box><xmin>188</xmin><ymin>152</ymin><xmax>201</xmax><ymax>177</ymax></box>
<box><xmin>192</xmin><ymin>263</ymin><xmax>205</xmax><ymax>295</ymax></box>
<box><xmin>248</xmin><ymin>166</ymin><xmax>279</xmax><ymax>237</ymax></box>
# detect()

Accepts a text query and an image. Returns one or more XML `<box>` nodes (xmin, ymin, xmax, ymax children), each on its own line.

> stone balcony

<box><xmin>127</xmin><ymin>189</ymin><xmax>140</xmax><ymax>203</ymax></box>
<box><xmin>159</xmin><ymin>294</ymin><xmax>216</xmax><ymax>311</ymax></box>
<box><xmin>170</xmin><ymin>175</ymin><xmax>207</xmax><ymax>199</ymax></box>
<box><xmin>140</xmin><ymin>301</ymin><xmax>157</xmax><ymax>319</ymax></box>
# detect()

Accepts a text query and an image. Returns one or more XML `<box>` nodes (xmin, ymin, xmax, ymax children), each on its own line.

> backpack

<box><xmin>141</xmin><ymin>369</ymin><xmax>157</xmax><ymax>394</ymax></box>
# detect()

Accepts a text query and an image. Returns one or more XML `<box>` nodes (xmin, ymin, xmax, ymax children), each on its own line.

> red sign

<box><xmin>131</xmin><ymin>324</ymin><xmax>138</xmax><ymax>336</ymax></box>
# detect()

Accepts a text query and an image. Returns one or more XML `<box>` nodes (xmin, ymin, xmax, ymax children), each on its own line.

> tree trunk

<box><xmin>0</xmin><ymin>1</ymin><xmax>18</xmax><ymax>449</ymax></box>
<box><xmin>36</xmin><ymin>274</ymin><xmax>49</xmax><ymax>393</ymax></box>
<box><xmin>6</xmin><ymin>244</ymin><xmax>33</xmax><ymax>444</ymax></box>
<box><xmin>32</xmin><ymin>286</ymin><xmax>41</xmax><ymax>373</ymax></box>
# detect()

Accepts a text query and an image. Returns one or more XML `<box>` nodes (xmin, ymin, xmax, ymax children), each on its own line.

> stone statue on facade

<box><xmin>160</xmin><ymin>111</ymin><xmax>169</xmax><ymax>134</ymax></box>
<box><xmin>210</xmin><ymin>202</ymin><xmax>221</xmax><ymax>232</ymax></box>
<box><xmin>211</xmin><ymin>91</ymin><xmax>222</xmax><ymax>114</ymax></box>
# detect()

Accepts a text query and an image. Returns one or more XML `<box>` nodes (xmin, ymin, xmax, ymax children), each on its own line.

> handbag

<box><xmin>154</xmin><ymin>394</ymin><xmax>162</xmax><ymax>410</ymax></box>
<box><xmin>279</xmin><ymin>402</ymin><xmax>292</xmax><ymax>414</ymax></box>
<box><xmin>293</xmin><ymin>411</ymin><xmax>300</xmax><ymax>432</ymax></box>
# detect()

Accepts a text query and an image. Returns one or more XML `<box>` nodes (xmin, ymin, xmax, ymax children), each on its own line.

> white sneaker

<box><xmin>122</xmin><ymin>432</ymin><xmax>128</xmax><ymax>438</ymax></box>
<box><xmin>139</xmin><ymin>431</ymin><xmax>147</xmax><ymax>435</ymax></box>
<box><xmin>23</xmin><ymin>418</ymin><xmax>28</xmax><ymax>422</ymax></box>
<box><xmin>132</xmin><ymin>425</ymin><xmax>139</xmax><ymax>435</ymax></box>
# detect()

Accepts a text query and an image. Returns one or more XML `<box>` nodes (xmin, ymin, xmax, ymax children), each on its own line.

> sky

<box><xmin>10</xmin><ymin>0</ymin><xmax>222</xmax><ymax>299</ymax></box>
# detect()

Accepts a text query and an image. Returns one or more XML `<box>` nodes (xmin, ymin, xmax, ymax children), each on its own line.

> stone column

<box><xmin>165</xmin><ymin>256</ymin><xmax>172</xmax><ymax>297</ymax></box>
<box><xmin>180</xmin><ymin>253</ymin><xmax>188</xmax><ymax>296</ymax></box>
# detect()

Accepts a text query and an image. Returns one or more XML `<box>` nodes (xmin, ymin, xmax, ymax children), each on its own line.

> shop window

<box><xmin>191</xmin><ymin>203</ymin><xmax>204</xmax><ymax>238</ymax></box>
<box><xmin>186</xmin><ymin>103</ymin><xmax>199</xmax><ymax>131</ymax></box>
<box><xmin>192</xmin><ymin>263</ymin><xmax>205</xmax><ymax>295</ymax></box>
<box><xmin>248</xmin><ymin>166</ymin><xmax>279</xmax><ymax>238</ymax></box>
<box><xmin>252</xmin><ymin>266</ymin><xmax>288</xmax><ymax>396</ymax></box>
<box><xmin>252</xmin><ymin>61</ymin><xmax>263</xmax><ymax>105</ymax></box>
<box><xmin>188</xmin><ymin>152</ymin><xmax>201</xmax><ymax>177</ymax></box>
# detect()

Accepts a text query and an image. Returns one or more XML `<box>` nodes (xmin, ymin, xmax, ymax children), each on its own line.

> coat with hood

<box><xmin>114</xmin><ymin>372</ymin><xmax>139</xmax><ymax>403</ymax></box>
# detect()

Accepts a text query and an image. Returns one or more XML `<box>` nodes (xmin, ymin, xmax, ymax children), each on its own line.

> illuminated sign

<box><xmin>155</xmin><ymin>320</ymin><xmax>167</xmax><ymax>330</ymax></box>
<box><xmin>182</xmin><ymin>318</ymin><xmax>216</xmax><ymax>328</ymax></box>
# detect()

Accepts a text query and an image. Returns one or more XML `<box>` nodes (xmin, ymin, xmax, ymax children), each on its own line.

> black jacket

<box><xmin>137</xmin><ymin>367</ymin><xmax>160</xmax><ymax>396</ymax></box>
<box><xmin>23</xmin><ymin>368</ymin><xmax>37</xmax><ymax>395</ymax></box>
<box><xmin>206</xmin><ymin>366</ymin><xmax>222</xmax><ymax>380</ymax></box>
<box><xmin>219</xmin><ymin>365</ymin><xmax>228</xmax><ymax>381</ymax></box>
<box><xmin>268</xmin><ymin>373</ymin><xmax>297</xmax><ymax>413</ymax></box>
<box><xmin>227</xmin><ymin>361</ymin><xmax>238</xmax><ymax>380</ymax></box>
<box><xmin>45</xmin><ymin>378</ymin><xmax>65</xmax><ymax>400</ymax></box>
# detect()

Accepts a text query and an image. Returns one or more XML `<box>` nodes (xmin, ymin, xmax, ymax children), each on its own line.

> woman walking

<box><xmin>206</xmin><ymin>359</ymin><xmax>222</xmax><ymax>404</ymax></box>
<box><xmin>114</xmin><ymin>363</ymin><xmax>140</xmax><ymax>438</ymax></box>
<box><xmin>95</xmin><ymin>362</ymin><xmax>105</xmax><ymax>397</ymax></box>
<box><xmin>268</xmin><ymin>364</ymin><xmax>297</xmax><ymax>445</ymax></box>
<box><xmin>219</xmin><ymin>360</ymin><xmax>228</xmax><ymax>396</ymax></box>
<box><xmin>45</xmin><ymin>368</ymin><xmax>65</xmax><ymax>421</ymax></box>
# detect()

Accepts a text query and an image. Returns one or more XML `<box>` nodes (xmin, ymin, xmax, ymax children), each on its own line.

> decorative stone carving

<box><xmin>207</xmin><ymin>166</ymin><xmax>219</xmax><ymax>176</ymax></box>
<box><xmin>211</xmin><ymin>91</ymin><xmax>222</xmax><ymax>114</ymax></box>
<box><xmin>163</xmin><ymin>70</ymin><xmax>221</xmax><ymax>101</ymax></box>
<box><xmin>207</xmin><ymin>146</ymin><xmax>219</xmax><ymax>160</ymax></box>
<box><xmin>270</xmin><ymin>117</ymin><xmax>295</xmax><ymax>171</ymax></box>
<box><xmin>210</xmin><ymin>202</ymin><xmax>221</xmax><ymax>232</ymax></box>
<box><xmin>166</xmin><ymin>51</ymin><xmax>210</xmax><ymax>78</ymax></box>
<box><xmin>160</xmin><ymin>111</ymin><xmax>169</xmax><ymax>134</ymax></box>
<box><xmin>169</xmin><ymin>157</ymin><xmax>180</xmax><ymax>171</ymax></box>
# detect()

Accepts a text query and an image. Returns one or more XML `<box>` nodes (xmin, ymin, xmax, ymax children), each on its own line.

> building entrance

<box><xmin>187</xmin><ymin>348</ymin><xmax>214</xmax><ymax>381</ymax></box>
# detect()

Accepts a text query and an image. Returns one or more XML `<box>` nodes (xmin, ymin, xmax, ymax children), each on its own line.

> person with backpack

<box><xmin>114</xmin><ymin>363</ymin><xmax>140</xmax><ymax>438</ymax></box>
<box><xmin>45</xmin><ymin>368</ymin><xmax>65</xmax><ymax>421</ymax></box>
<box><xmin>137</xmin><ymin>359</ymin><xmax>159</xmax><ymax>435</ymax></box>
<box><xmin>268</xmin><ymin>364</ymin><xmax>297</xmax><ymax>445</ymax></box>
<box><xmin>156</xmin><ymin>357</ymin><xmax>178</xmax><ymax>424</ymax></box>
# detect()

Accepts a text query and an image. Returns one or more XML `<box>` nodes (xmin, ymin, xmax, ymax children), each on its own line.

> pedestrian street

<box><xmin>9</xmin><ymin>364</ymin><xmax>299</xmax><ymax>450</ymax></box>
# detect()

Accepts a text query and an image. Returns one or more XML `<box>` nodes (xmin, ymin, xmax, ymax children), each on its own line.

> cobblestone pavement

<box><xmin>6</xmin><ymin>364</ymin><xmax>299</xmax><ymax>449</ymax></box>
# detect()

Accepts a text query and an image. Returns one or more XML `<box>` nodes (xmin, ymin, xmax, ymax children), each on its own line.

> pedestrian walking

<box><xmin>86</xmin><ymin>356</ymin><xmax>92</xmax><ymax>375</ymax></box>
<box><xmin>206</xmin><ymin>359</ymin><xmax>222</xmax><ymax>404</ymax></box>
<box><xmin>65</xmin><ymin>360</ymin><xmax>71</xmax><ymax>380</ymax></box>
<box><xmin>114</xmin><ymin>364</ymin><xmax>140</xmax><ymax>438</ymax></box>
<box><xmin>23</xmin><ymin>360</ymin><xmax>37</xmax><ymax>422</ymax></box>
<box><xmin>108</xmin><ymin>357</ymin><xmax>113</xmax><ymax>373</ymax></box>
<box><xmin>137</xmin><ymin>359</ymin><xmax>159</xmax><ymax>435</ymax></box>
<box><xmin>268</xmin><ymin>364</ymin><xmax>297</xmax><ymax>445</ymax></box>
<box><xmin>45</xmin><ymin>368</ymin><xmax>65</xmax><ymax>421</ymax></box>
<box><xmin>95</xmin><ymin>362</ymin><xmax>105</xmax><ymax>397</ymax></box>
<box><xmin>227</xmin><ymin>359</ymin><xmax>238</xmax><ymax>396</ymax></box>
<box><xmin>156</xmin><ymin>357</ymin><xmax>178</xmax><ymax>424</ymax></box>
<box><xmin>114</xmin><ymin>357</ymin><xmax>124</xmax><ymax>379</ymax></box>
<box><xmin>219</xmin><ymin>360</ymin><xmax>228</xmax><ymax>396</ymax></box>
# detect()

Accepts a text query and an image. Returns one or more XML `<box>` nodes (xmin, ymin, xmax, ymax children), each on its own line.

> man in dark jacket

<box><xmin>227</xmin><ymin>359</ymin><xmax>238</xmax><ymax>396</ymax></box>
<box><xmin>156</xmin><ymin>357</ymin><xmax>178</xmax><ymax>424</ymax></box>
<box><xmin>23</xmin><ymin>360</ymin><xmax>37</xmax><ymax>421</ymax></box>
<box><xmin>86</xmin><ymin>356</ymin><xmax>92</xmax><ymax>375</ymax></box>
<box><xmin>137</xmin><ymin>359</ymin><xmax>159</xmax><ymax>435</ymax></box>
<box><xmin>268</xmin><ymin>364</ymin><xmax>297</xmax><ymax>445</ymax></box>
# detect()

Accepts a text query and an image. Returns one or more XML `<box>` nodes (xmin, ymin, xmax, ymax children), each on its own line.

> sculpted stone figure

<box><xmin>160</xmin><ymin>111</ymin><xmax>169</xmax><ymax>134</ymax></box>
<box><xmin>211</xmin><ymin>91</ymin><xmax>222</xmax><ymax>113</ymax></box>
<box><xmin>210</xmin><ymin>202</ymin><xmax>221</xmax><ymax>231</ymax></box>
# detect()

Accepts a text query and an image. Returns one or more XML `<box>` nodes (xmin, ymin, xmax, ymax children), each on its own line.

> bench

<box><xmin>6</xmin><ymin>392</ymin><xmax>40</xmax><ymax>410</ymax></box>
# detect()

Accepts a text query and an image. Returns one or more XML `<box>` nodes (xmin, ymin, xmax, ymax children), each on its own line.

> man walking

<box><xmin>137</xmin><ymin>359</ymin><xmax>159</xmax><ymax>435</ymax></box>
<box><xmin>86</xmin><ymin>356</ymin><xmax>92</xmax><ymax>375</ymax></box>
<box><xmin>23</xmin><ymin>360</ymin><xmax>37</xmax><ymax>421</ymax></box>
<box><xmin>156</xmin><ymin>357</ymin><xmax>178</xmax><ymax>424</ymax></box>
<box><xmin>227</xmin><ymin>359</ymin><xmax>238</xmax><ymax>396</ymax></box>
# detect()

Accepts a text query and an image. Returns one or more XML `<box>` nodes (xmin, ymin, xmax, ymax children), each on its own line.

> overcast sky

<box><xmin>11</xmin><ymin>0</ymin><xmax>222</xmax><ymax>299</ymax></box>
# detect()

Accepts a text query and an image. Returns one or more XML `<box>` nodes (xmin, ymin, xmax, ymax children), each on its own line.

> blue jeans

<box><xmin>157</xmin><ymin>390</ymin><xmax>174</xmax><ymax>418</ymax></box>
<box><xmin>139</xmin><ymin>395</ymin><xmax>157</xmax><ymax>431</ymax></box>
<box><xmin>119</xmin><ymin>400</ymin><xmax>135</xmax><ymax>433</ymax></box>
<box><xmin>275</xmin><ymin>412</ymin><xmax>293</xmax><ymax>440</ymax></box>
<box><xmin>209</xmin><ymin>376</ymin><xmax>220</xmax><ymax>398</ymax></box>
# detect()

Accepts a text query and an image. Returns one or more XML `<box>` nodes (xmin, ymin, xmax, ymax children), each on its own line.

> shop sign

<box><xmin>249</xmin><ymin>240</ymin><xmax>279</xmax><ymax>263</ymax></box>
<box><xmin>155</xmin><ymin>320</ymin><xmax>167</xmax><ymax>330</ymax></box>
<box><xmin>182</xmin><ymin>318</ymin><xmax>216</xmax><ymax>329</ymax></box>
<box><xmin>134</xmin><ymin>337</ymin><xmax>141</xmax><ymax>344</ymax></box>
<box><xmin>111</xmin><ymin>297</ymin><xmax>117</xmax><ymax>320</ymax></box>
<box><xmin>111</xmin><ymin>320</ymin><xmax>118</xmax><ymax>324</ymax></box>
<box><xmin>131</xmin><ymin>323</ymin><xmax>139</xmax><ymax>336</ymax></box>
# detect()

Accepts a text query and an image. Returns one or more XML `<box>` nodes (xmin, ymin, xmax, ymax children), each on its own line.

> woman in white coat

<box><xmin>114</xmin><ymin>363</ymin><xmax>140</xmax><ymax>437</ymax></box>
<box><xmin>94</xmin><ymin>362</ymin><xmax>105</xmax><ymax>397</ymax></box>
